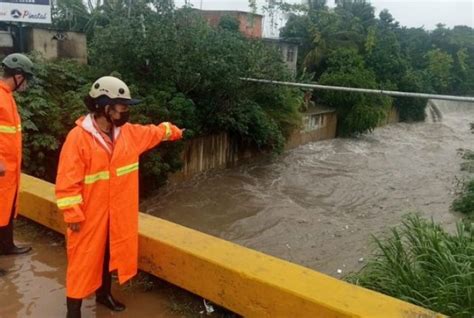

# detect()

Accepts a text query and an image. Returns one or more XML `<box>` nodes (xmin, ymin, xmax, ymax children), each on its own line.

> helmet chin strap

<box><xmin>12</xmin><ymin>75</ymin><xmax>25</xmax><ymax>91</ymax></box>
<box><xmin>104</xmin><ymin>105</ymin><xmax>114</xmax><ymax>124</ymax></box>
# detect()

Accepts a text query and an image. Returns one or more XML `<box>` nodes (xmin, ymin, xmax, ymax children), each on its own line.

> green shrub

<box><xmin>452</xmin><ymin>179</ymin><xmax>474</xmax><ymax>216</ymax></box>
<box><xmin>16</xmin><ymin>56</ymin><xmax>93</xmax><ymax>182</ymax></box>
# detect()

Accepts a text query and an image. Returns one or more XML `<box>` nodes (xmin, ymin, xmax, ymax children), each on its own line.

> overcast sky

<box><xmin>175</xmin><ymin>0</ymin><xmax>473</xmax><ymax>37</ymax></box>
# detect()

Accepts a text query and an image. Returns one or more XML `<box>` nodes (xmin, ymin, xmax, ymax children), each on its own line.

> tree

<box><xmin>334</xmin><ymin>0</ymin><xmax>376</xmax><ymax>32</ymax></box>
<box><xmin>307</xmin><ymin>0</ymin><xmax>327</xmax><ymax>11</ymax></box>
<box><xmin>425</xmin><ymin>48</ymin><xmax>454</xmax><ymax>93</ymax></box>
<box><xmin>452</xmin><ymin>48</ymin><xmax>474</xmax><ymax>95</ymax></box>
<box><xmin>218</xmin><ymin>15</ymin><xmax>240</xmax><ymax>32</ymax></box>
<box><xmin>318</xmin><ymin>49</ymin><xmax>390</xmax><ymax>136</ymax></box>
<box><xmin>52</xmin><ymin>0</ymin><xmax>90</xmax><ymax>31</ymax></box>
<box><xmin>281</xmin><ymin>0</ymin><xmax>376</xmax><ymax>79</ymax></box>
<box><xmin>397</xmin><ymin>27</ymin><xmax>432</xmax><ymax>70</ymax></box>
<box><xmin>365</xmin><ymin>10</ymin><xmax>406</xmax><ymax>85</ymax></box>
<box><xmin>396</xmin><ymin>70</ymin><xmax>429</xmax><ymax>122</ymax></box>
<box><xmin>280</xmin><ymin>0</ymin><xmax>474</xmax><ymax>124</ymax></box>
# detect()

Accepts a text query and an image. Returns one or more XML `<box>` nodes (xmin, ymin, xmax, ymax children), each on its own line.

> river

<box><xmin>142</xmin><ymin>100</ymin><xmax>473</xmax><ymax>277</ymax></box>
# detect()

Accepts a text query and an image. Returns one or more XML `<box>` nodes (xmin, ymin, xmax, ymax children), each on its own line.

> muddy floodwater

<box><xmin>142</xmin><ymin>101</ymin><xmax>473</xmax><ymax>277</ymax></box>
<box><xmin>0</xmin><ymin>222</ymin><xmax>206</xmax><ymax>318</ymax></box>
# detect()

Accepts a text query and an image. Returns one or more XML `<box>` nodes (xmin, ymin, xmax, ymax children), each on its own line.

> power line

<box><xmin>240</xmin><ymin>78</ymin><xmax>474</xmax><ymax>103</ymax></box>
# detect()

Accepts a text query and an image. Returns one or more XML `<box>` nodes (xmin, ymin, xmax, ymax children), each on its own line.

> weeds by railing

<box><xmin>346</xmin><ymin>214</ymin><xmax>474</xmax><ymax>317</ymax></box>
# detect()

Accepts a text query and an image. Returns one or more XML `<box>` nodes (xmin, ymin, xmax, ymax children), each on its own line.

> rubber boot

<box><xmin>66</xmin><ymin>297</ymin><xmax>82</xmax><ymax>318</ymax></box>
<box><xmin>0</xmin><ymin>199</ymin><xmax>31</xmax><ymax>256</ymax></box>
<box><xmin>96</xmin><ymin>292</ymin><xmax>126</xmax><ymax>312</ymax></box>
<box><xmin>95</xmin><ymin>240</ymin><xmax>125</xmax><ymax>312</ymax></box>
<box><xmin>0</xmin><ymin>245</ymin><xmax>32</xmax><ymax>255</ymax></box>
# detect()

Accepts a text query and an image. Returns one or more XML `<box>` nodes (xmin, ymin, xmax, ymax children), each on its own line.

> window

<box><xmin>286</xmin><ymin>47</ymin><xmax>295</xmax><ymax>63</ymax></box>
<box><xmin>302</xmin><ymin>114</ymin><xmax>324</xmax><ymax>132</ymax></box>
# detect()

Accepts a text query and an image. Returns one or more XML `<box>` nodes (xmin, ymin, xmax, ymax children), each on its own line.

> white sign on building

<box><xmin>0</xmin><ymin>0</ymin><xmax>51</xmax><ymax>24</ymax></box>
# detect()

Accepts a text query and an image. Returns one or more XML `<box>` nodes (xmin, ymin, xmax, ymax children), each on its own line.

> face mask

<box><xmin>109</xmin><ymin>110</ymin><xmax>130</xmax><ymax>127</ymax></box>
<box><xmin>105</xmin><ymin>111</ymin><xmax>130</xmax><ymax>127</ymax></box>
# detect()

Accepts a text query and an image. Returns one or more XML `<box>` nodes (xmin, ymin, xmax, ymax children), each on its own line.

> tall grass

<box><xmin>346</xmin><ymin>215</ymin><xmax>474</xmax><ymax>317</ymax></box>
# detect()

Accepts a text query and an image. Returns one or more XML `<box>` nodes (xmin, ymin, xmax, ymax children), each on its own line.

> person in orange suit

<box><xmin>55</xmin><ymin>76</ymin><xmax>183</xmax><ymax>318</ymax></box>
<box><xmin>0</xmin><ymin>53</ymin><xmax>35</xmax><ymax>276</ymax></box>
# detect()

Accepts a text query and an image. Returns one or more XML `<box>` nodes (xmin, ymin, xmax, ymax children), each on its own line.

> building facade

<box><xmin>199</xmin><ymin>10</ymin><xmax>263</xmax><ymax>38</ymax></box>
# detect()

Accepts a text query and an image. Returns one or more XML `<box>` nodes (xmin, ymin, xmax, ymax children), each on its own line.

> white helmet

<box><xmin>89</xmin><ymin>76</ymin><xmax>140</xmax><ymax>105</ymax></box>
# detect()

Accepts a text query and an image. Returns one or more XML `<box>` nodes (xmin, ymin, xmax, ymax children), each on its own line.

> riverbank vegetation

<box><xmin>346</xmin><ymin>215</ymin><xmax>474</xmax><ymax>317</ymax></box>
<box><xmin>13</xmin><ymin>0</ymin><xmax>474</xmax><ymax>190</ymax></box>
<box><xmin>277</xmin><ymin>0</ymin><xmax>474</xmax><ymax>135</ymax></box>
<box><xmin>17</xmin><ymin>3</ymin><xmax>303</xmax><ymax>193</ymax></box>
<box><xmin>452</xmin><ymin>148</ymin><xmax>474</xmax><ymax>220</ymax></box>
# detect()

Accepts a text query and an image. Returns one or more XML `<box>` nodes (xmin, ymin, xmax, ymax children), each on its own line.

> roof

<box><xmin>197</xmin><ymin>9</ymin><xmax>264</xmax><ymax>18</ymax></box>
<box><xmin>304</xmin><ymin>105</ymin><xmax>336</xmax><ymax>115</ymax></box>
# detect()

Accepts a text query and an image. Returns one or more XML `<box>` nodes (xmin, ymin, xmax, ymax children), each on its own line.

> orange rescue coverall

<box><xmin>0</xmin><ymin>81</ymin><xmax>22</xmax><ymax>227</ymax></box>
<box><xmin>56</xmin><ymin>114</ymin><xmax>182</xmax><ymax>298</ymax></box>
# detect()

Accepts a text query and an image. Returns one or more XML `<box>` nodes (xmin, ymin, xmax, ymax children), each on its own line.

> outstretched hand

<box><xmin>68</xmin><ymin>223</ymin><xmax>81</xmax><ymax>232</ymax></box>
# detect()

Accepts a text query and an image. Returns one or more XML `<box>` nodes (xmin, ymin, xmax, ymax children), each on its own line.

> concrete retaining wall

<box><xmin>26</xmin><ymin>28</ymin><xmax>87</xmax><ymax>64</ymax></box>
<box><xmin>173</xmin><ymin>110</ymin><xmax>339</xmax><ymax>181</ymax></box>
